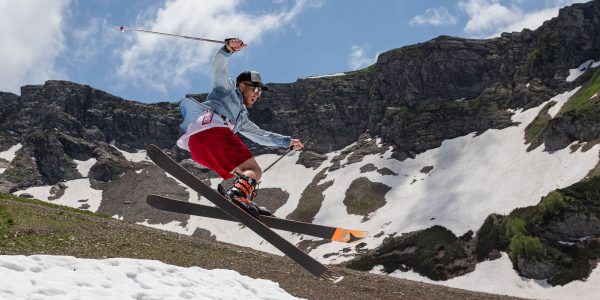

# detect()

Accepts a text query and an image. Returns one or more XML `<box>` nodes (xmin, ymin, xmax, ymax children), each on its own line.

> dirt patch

<box><xmin>344</xmin><ymin>177</ymin><xmax>390</xmax><ymax>220</ymax></box>
<box><xmin>48</xmin><ymin>183</ymin><xmax>66</xmax><ymax>200</ymax></box>
<box><xmin>193</xmin><ymin>227</ymin><xmax>216</xmax><ymax>240</ymax></box>
<box><xmin>98</xmin><ymin>164</ymin><xmax>190</xmax><ymax>226</ymax></box>
<box><xmin>297</xmin><ymin>239</ymin><xmax>331</xmax><ymax>252</ymax></box>
<box><xmin>377</xmin><ymin>167</ymin><xmax>398</xmax><ymax>176</ymax></box>
<box><xmin>286</xmin><ymin>169</ymin><xmax>333</xmax><ymax>223</ymax></box>
<box><xmin>420</xmin><ymin>166</ymin><xmax>434</xmax><ymax>174</ymax></box>
<box><xmin>254</xmin><ymin>188</ymin><xmax>289</xmax><ymax>215</ymax></box>
<box><xmin>360</xmin><ymin>163</ymin><xmax>378</xmax><ymax>173</ymax></box>
<box><xmin>297</xmin><ymin>151</ymin><xmax>328</xmax><ymax>169</ymax></box>
<box><xmin>329</xmin><ymin>134</ymin><xmax>389</xmax><ymax>171</ymax></box>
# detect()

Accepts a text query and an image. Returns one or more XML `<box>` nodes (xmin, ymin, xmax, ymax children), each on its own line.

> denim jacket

<box><xmin>178</xmin><ymin>47</ymin><xmax>291</xmax><ymax>149</ymax></box>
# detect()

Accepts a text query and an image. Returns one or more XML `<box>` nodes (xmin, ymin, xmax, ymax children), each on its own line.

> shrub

<box><xmin>509</xmin><ymin>234</ymin><xmax>545</xmax><ymax>260</ymax></box>
<box><xmin>538</xmin><ymin>191</ymin><xmax>566</xmax><ymax>220</ymax></box>
<box><xmin>506</xmin><ymin>217</ymin><xmax>527</xmax><ymax>239</ymax></box>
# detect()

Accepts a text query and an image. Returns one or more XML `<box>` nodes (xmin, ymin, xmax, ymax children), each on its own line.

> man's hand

<box><xmin>289</xmin><ymin>139</ymin><xmax>304</xmax><ymax>151</ymax></box>
<box><xmin>225</xmin><ymin>38</ymin><xmax>246</xmax><ymax>52</ymax></box>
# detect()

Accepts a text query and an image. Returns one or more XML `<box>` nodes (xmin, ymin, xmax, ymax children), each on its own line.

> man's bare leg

<box><xmin>232</xmin><ymin>157</ymin><xmax>262</xmax><ymax>182</ymax></box>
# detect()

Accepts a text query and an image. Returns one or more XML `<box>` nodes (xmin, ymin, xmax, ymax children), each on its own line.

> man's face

<box><xmin>239</xmin><ymin>82</ymin><xmax>262</xmax><ymax>108</ymax></box>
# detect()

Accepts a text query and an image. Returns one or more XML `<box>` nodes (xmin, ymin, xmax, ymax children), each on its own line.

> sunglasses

<box><xmin>241</xmin><ymin>82</ymin><xmax>263</xmax><ymax>95</ymax></box>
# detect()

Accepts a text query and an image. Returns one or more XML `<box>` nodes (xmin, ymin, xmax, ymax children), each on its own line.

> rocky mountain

<box><xmin>1</xmin><ymin>0</ymin><xmax>600</xmax><ymax>295</ymax></box>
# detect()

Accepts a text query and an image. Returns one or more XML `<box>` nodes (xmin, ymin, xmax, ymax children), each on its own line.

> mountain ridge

<box><xmin>1</xmin><ymin>0</ymin><xmax>600</xmax><ymax>296</ymax></box>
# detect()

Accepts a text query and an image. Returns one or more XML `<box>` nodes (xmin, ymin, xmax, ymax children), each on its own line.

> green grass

<box><xmin>524</xmin><ymin>101</ymin><xmax>555</xmax><ymax>145</ymax></box>
<box><xmin>0</xmin><ymin>193</ymin><xmax>110</xmax><ymax>219</ymax></box>
<box><xmin>0</xmin><ymin>193</ymin><xmax>252</xmax><ymax>266</ymax></box>
<box><xmin>0</xmin><ymin>204</ymin><xmax>15</xmax><ymax>237</ymax></box>
<box><xmin>559</xmin><ymin>67</ymin><xmax>600</xmax><ymax>115</ymax></box>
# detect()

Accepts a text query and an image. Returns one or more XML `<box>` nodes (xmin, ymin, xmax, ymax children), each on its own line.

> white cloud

<box><xmin>69</xmin><ymin>17</ymin><xmax>117</xmax><ymax>64</ymax></box>
<box><xmin>458</xmin><ymin>0</ymin><xmax>521</xmax><ymax>36</ymax></box>
<box><xmin>458</xmin><ymin>0</ymin><xmax>591</xmax><ymax>37</ymax></box>
<box><xmin>115</xmin><ymin>0</ymin><xmax>316</xmax><ymax>94</ymax></box>
<box><xmin>348</xmin><ymin>45</ymin><xmax>377</xmax><ymax>71</ymax></box>
<box><xmin>0</xmin><ymin>0</ymin><xmax>70</xmax><ymax>94</ymax></box>
<box><xmin>497</xmin><ymin>7</ymin><xmax>559</xmax><ymax>33</ymax></box>
<box><xmin>409</xmin><ymin>7</ymin><xmax>458</xmax><ymax>26</ymax></box>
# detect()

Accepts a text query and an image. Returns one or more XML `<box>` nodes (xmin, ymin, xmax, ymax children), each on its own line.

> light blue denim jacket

<box><xmin>179</xmin><ymin>47</ymin><xmax>291</xmax><ymax>149</ymax></box>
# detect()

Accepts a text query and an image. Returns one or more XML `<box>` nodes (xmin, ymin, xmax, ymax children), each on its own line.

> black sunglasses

<box><xmin>241</xmin><ymin>82</ymin><xmax>263</xmax><ymax>95</ymax></box>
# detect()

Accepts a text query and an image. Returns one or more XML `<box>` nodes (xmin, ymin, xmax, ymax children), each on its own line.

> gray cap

<box><xmin>236</xmin><ymin>71</ymin><xmax>269</xmax><ymax>90</ymax></box>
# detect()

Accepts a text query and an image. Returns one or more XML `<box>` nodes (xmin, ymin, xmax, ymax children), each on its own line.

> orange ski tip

<box><xmin>331</xmin><ymin>228</ymin><xmax>368</xmax><ymax>243</ymax></box>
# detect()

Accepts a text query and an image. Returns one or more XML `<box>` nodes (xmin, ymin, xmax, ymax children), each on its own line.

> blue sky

<box><xmin>0</xmin><ymin>0</ymin><xmax>590</xmax><ymax>103</ymax></box>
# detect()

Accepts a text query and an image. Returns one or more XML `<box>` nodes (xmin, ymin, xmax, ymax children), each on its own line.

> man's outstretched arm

<box><xmin>211</xmin><ymin>38</ymin><xmax>246</xmax><ymax>94</ymax></box>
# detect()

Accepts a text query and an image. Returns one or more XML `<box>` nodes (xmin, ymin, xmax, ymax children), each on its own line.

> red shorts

<box><xmin>187</xmin><ymin>127</ymin><xmax>253</xmax><ymax>180</ymax></box>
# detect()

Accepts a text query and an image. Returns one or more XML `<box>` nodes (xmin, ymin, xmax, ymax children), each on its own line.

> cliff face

<box><xmin>2</xmin><ymin>2</ymin><xmax>598</xmax><ymax>163</ymax></box>
<box><xmin>251</xmin><ymin>1</ymin><xmax>600</xmax><ymax>156</ymax></box>
<box><xmin>0</xmin><ymin>81</ymin><xmax>182</xmax><ymax>191</ymax></box>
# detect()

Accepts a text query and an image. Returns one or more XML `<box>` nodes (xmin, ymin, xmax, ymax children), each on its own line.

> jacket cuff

<box><xmin>221</xmin><ymin>45</ymin><xmax>234</xmax><ymax>55</ymax></box>
<box><xmin>280</xmin><ymin>136</ymin><xmax>292</xmax><ymax>149</ymax></box>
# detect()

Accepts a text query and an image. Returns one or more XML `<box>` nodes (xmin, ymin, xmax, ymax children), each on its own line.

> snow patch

<box><xmin>73</xmin><ymin>158</ymin><xmax>97</xmax><ymax>177</ymax></box>
<box><xmin>305</xmin><ymin>72</ymin><xmax>345</xmax><ymax>79</ymax></box>
<box><xmin>14</xmin><ymin>179</ymin><xmax>103</xmax><ymax>212</ymax></box>
<box><xmin>0</xmin><ymin>143</ymin><xmax>22</xmax><ymax>162</ymax></box>
<box><xmin>0</xmin><ymin>255</ymin><xmax>299</xmax><ymax>300</ymax></box>
<box><xmin>110</xmin><ymin>142</ymin><xmax>148</xmax><ymax>163</ymax></box>
<box><xmin>547</xmin><ymin>87</ymin><xmax>581</xmax><ymax>118</ymax></box>
<box><xmin>567</xmin><ymin>59</ymin><xmax>600</xmax><ymax>82</ymax></box>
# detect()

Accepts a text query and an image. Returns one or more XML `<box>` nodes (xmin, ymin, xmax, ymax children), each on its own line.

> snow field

<box><xmin>0</xmin><ymin>255</ymin><xmax>300</xmax><ymax>300</ymax></box>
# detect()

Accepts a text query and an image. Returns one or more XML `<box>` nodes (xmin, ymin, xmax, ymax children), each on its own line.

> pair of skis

<box><xmin>145</xmin><ymin>144</ymin><xmax>367</xmax><ymax>282</ymax></box>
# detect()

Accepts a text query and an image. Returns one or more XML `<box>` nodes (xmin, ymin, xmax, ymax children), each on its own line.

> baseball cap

<box><xmin>236</xmin><ymin>71</ymin><xmax>269</xmax><ymax>90</ymax></box>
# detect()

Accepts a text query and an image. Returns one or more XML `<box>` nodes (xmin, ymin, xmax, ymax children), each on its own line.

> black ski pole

<box><xmin>114</xmin><ymin>25</ymin><xmax>226</xmax><ymax>44</ymax></box>
<box><xmin>262</xmin><ymin>147</ymin><xmax>294</xmax><ymax>173</ymax></box>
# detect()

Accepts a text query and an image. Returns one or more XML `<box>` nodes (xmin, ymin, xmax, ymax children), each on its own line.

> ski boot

<box><xmin>222</xmin><ymin>173</ymin><xmax>272</xmax><ymax>218</ymax></box>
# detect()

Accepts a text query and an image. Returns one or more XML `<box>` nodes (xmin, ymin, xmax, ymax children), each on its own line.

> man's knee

<box><xmin>244</xmin><ymin>167</ymin><xmax>262</xmax><ymax>181</ymax></box>
<box><xmin>236</xmin><ymin>158</ymin><xmax>261</xmax><ymax>179</ymax></box>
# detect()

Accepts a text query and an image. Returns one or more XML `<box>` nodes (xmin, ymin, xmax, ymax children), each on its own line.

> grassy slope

<box><xmin>0</xmin><ymin>194</ymin><xmax>520</xmax><ymax>300</ymax></box>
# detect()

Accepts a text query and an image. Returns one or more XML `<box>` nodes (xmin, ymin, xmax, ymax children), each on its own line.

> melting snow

<box><xmin>0</xmin><ymin>143</ymin><xmax>22</xmax><ymax>162</ymax></box>
<box><xmin>14</xmin><ymin>179</ymin><xmax>103</xmax><ymax>212</ymax></box>
<box><xmin>567</xmin><ymin>59</ymin><xmax>600</xmax><ymax>82</ymax></box>
<box><xmin>73</xmin><ymin>158</ymin><xmax>97</xmax><ymax>177</ymax></box>
<box><xmin>110</xmin><ymin>142</ymin><xmax>148</xmax><ymax>163</ymax></box>
<box><xmin>547</xmin><ymin>87</ymin><xmax>581</xmax><ymax>117</ymax></box>
<box><xmin>0</xmin><ymin>255</ymin><xmax>300</xmax><ymax>300</ymax></box>
<box><xmin>306</xmin><ymin>73</ymin><xmax>346</xmax><ymax>79</ymax></box>
<box><xmin>0</xmin><ymin>143</ymin><xmax>23</xmax><ymax>174</ymax></box>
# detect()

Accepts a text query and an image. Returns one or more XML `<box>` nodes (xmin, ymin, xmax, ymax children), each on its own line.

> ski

<box><xmin>145</xmin><ymin>144</ymin><xmax>343</xmax><ymax>282</ymax></box>
<box><xmin>146</xmin><ymin>194</ymin><xmax>367</xmax><ymax>243</ymax></box>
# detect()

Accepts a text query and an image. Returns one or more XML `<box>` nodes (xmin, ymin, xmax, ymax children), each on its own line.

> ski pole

<box><xmin>262</xmin><ymin>147</ymin><xmax>294</xmax><ymax>174</ymax></box>
<box><xmin>114</xmin><ymin>25</ymin><xmax>226</xmax><ymax>44</ymax></box>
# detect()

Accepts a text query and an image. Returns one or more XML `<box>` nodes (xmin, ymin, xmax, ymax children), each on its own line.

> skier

<box><xmin>176</xmin><ymin>38</ymin><xmax>304</xmax><ymax>218</ymax></box>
